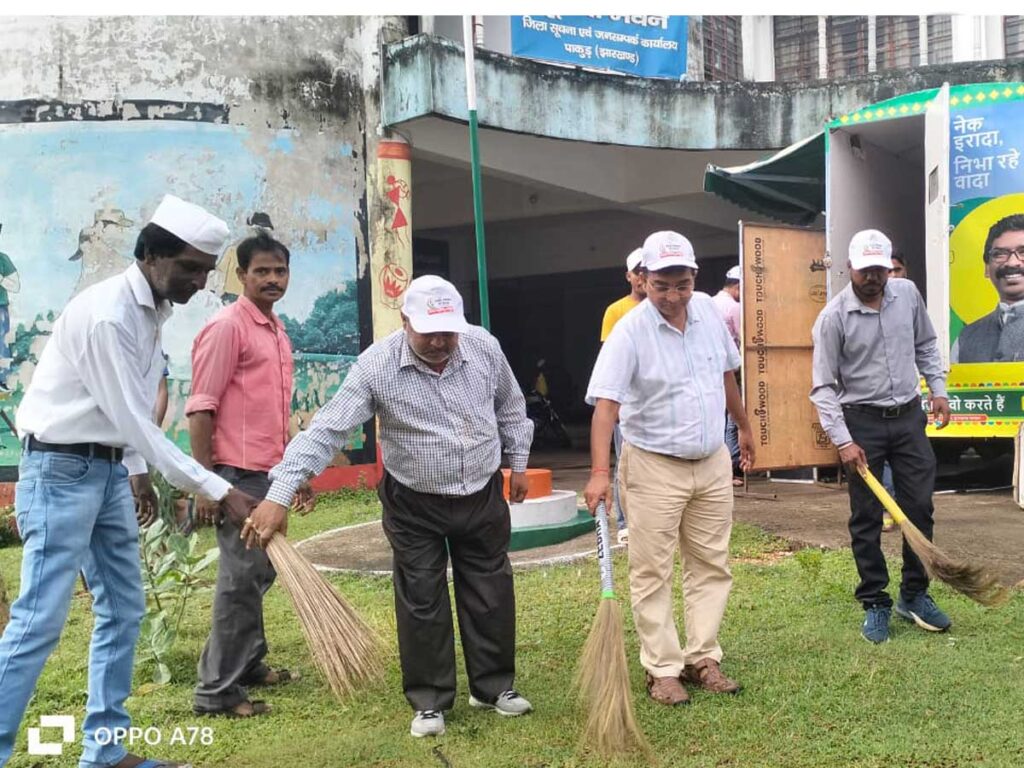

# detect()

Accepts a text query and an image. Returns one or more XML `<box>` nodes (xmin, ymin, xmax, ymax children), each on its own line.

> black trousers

<box><xmin>194</xmin><ymin>466</ymin><xmax>276</xmax><ymax>711</ymax></box>
<box><xmin>844</xmin><ymin>403</ymin><xmax>936</xmax><ymax>609</ymax></box>
<box><xmin>379</xmin><ymin>470</ymin><xmax>516</xmax><ymax>712</ymax></box>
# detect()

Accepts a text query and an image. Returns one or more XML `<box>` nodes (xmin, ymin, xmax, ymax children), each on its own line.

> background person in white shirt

<box><xmin>243</xmin><ymin>276</ymin><xmax>535</xmax><ymax>739</ymax></box>
<box><xmin>0</xmin><ymin>195</ymin><xmax>258</xmax><ymax>768</ymax></box>
<box><xmin>711</xmin><ymin>265</ymin><xmax>743</xmax><ymax>485</ymax></box>
<box><xmin>584</xmin><ymin>231</ymin><xmax>754</xmax><ymax>708</ymax></box>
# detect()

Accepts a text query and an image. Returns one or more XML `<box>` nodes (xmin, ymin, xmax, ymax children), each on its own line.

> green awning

<box><xmin>703</xmin><ymin>132</ymin><xmax>825</xmax><ymax>226</ymax></box>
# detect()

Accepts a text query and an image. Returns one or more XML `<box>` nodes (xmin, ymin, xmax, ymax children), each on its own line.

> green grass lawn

<box><xmin>2</xmin><ymin>490</ymin><xmax>1023</xmax><ymax>768</ymax></box>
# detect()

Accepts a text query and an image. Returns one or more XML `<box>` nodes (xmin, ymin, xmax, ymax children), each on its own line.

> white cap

<box><xmin>726</xmin><ymin>265</ymin><xmax>741</xmax><ymax>281</ymax></box>
<box><xmin>641</xmin><ymin>231</ymin><xmax>698</xmax><ymax>272</ymax></box>
<box><xmin>401</xmin><ymin>275</ymin><xmax>470</xmax><ymax>334</ymax></box>
<box><xmin>848</xmin><ymin>229</ymin><xmax>893</xmax><ymax>271</ymax></box>
<box><xmin>625</xmin><ymin>248</ymin><xmax>643</xmax><ymax>272</ymax></box>
<box><xmin>148</xmin><ymin>194</ymin><xmax>230</xmax><ymax>256</ymax></box>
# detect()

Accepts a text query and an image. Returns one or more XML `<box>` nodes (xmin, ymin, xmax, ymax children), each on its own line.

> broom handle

<box><xmin>595</xmin><ymin>500</ymin><xmax>615</xmax><ymax>599</ymax></box>
<box><xmin>858</xmin><ymin>466</ymin><xmax>908</xmax><ymax>525</ymax></box>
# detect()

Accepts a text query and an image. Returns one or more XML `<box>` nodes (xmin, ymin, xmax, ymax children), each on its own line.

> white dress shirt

<box><xmin>16</xmin><ymin>263</ymin><xmax>230</xmax><ymax>500</ymax></box>
<box><xmin>586</xmin><ymin>294</ymin><xmax>741</xmax><ymax>460</ymax></box>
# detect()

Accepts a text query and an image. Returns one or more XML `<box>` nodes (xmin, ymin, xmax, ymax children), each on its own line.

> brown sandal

<box><xmin>195</xmin><ymin>699</ymin><xmax>272</xmax><ymax>718</ymax></box>
<box><xmin>246</xmin><ymin>667</ymin><xmax>300</xmax><ymax>687</ymax></box>
<box><xmin>645</xmin><ymin>672</ymin><xmax>690</xmax><ymax>706</ymax></box>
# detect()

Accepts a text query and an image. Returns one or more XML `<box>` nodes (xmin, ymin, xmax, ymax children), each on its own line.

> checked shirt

<box><xmin>267</xmin><ymin>325</ymin><xmax>533</xmax><ymax>505</ymax></box>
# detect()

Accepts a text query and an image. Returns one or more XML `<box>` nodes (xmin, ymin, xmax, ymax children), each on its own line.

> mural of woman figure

<box><xmin>385</xmin><ymin>174</ymin><xmax>410</xmax><ymax>243</ymax></box>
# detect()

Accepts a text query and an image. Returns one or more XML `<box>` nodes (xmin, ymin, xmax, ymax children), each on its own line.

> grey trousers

<box><xmin>193</xmin><ymin>466</ymin><xmax>276</xmax><ymax>711</ymax></box>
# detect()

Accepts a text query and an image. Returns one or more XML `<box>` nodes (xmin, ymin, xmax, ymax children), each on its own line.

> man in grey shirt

<box><xmin>810</xmin><ymin>229</ymin><xmax>952</xmax><ymax>644</ymax></box>
<box><xmin>243</xmin><ymin>276</ymin><xmax>535</xmax><ymax>738</ymax></box>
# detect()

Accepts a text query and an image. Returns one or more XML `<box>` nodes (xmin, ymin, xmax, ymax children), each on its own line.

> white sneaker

<box><xmin>469</xmin><ymin>689</ymin><xmax>533</xmax><ymax>717</ymax></box>
<box><xmin>410</xmin><ymin>710</ymin><xmax>445</xmax><ymax>737</ymax></box>
<box><xmin>617</xmin><ymin>528</ymin><xmax>629</xmax><ymax>545</ymax></box>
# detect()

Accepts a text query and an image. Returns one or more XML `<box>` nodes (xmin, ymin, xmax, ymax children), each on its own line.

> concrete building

<box><xmin>0</xmin><ymin>15</ymin><xmax>1022</xmax><ymax>485</ymax></box>
<box><xmin>391</xmin><ymin>15</ymin><xmax>1024</xmax><ymax>422</ymax></box>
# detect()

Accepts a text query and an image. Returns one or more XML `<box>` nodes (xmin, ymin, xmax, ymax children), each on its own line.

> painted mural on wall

<box><xmin>0</xmin><ymin>118</ymin><xmax>364</xmax><ymax>469</ymax></box>
<box><xmin>370</xmin><ymin>139</ymin><xmax>413</xmax><ymax>340</ymax></box>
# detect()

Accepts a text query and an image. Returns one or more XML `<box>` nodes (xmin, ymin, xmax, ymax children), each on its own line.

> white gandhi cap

<box><xmin>402</xmin><ymin>275</ymin><xmax>471</xmax><ymax>334</ymax></box>
<box><xmin>148</xmin><ymin>194</ymin><xmax>230</xmax><ymax>256</ymax></box>
<box><xmin>848</xmin><ymin>229</ymin><xmax>893</xmax><ymax>271</ymax></box>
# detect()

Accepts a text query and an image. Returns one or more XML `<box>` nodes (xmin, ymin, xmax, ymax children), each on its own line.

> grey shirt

<box><xmin>810</xmin><ymin>278</ymin><xmax>948</xmax><ymax>447</ymax></box>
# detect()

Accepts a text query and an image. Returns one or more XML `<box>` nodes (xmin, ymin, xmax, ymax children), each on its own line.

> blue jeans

<box><xmin>0</xmin><ymin>450</ymin><xmax>144</xmax><ymax>768</ymax></box>
<box><xmin>725</xmin><ymin>413</ymin><xmax>741</xmax><ymax>476</ymax></box>
<box><xmin>0</xmin><ymin>304</ymin><xmax>10</xmax><ymax>386</ymax></box>
<box><xmin>612</xmin><ymin>425</ymin><xmax>626</xmax><ymax>529</ymax></box>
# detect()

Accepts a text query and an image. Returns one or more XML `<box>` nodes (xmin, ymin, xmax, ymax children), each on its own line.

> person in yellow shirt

<box><xmin>600</xmin><ymin>248</ymin><xmax>645</xmax><ymax>341</ymax></box>
<box><xmin>599</xmin><ymin>248</ymin><xmax>645</xmax><ymax>543</ymax></box>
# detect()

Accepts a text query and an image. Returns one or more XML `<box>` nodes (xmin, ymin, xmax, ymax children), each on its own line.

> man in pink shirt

<box><xmin>187</xmin><ymin>232</ymin><xmax>313</xmax><ymax>718</ymax></box>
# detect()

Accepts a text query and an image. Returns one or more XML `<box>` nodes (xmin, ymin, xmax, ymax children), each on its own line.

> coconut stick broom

<box><xmin>264</xmin><ymin>532</ymin><xmax>382</xmax><ymax>699</ymax></box>
<box><xmin>858</xmin><ymin>467</ymin><xmax>1008</xmax><ymax>606</ymax></box>
<box><xmin>574</xmin><ymin>500</ymin><xmax>649</xmax><ymax>757</ymax></box>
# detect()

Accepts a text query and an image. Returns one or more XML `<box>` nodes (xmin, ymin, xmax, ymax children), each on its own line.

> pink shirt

<box><xmin>185</xmin><ymin>296</ymin><xmax>294</xmax><ymax>472</ymax></box>
<box><xmin>711</xmin><ymin>289</ymin><xmax>741</xmax><ymax>350</ymax></box>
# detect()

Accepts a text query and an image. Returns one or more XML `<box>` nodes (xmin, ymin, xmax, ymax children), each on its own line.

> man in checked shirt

<box><xmin>244</xmin><ymin>275</ymin><xmax>535</xmax><ymax>738</ymax></box>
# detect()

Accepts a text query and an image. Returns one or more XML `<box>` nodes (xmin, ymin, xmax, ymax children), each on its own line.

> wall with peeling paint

<box><xmin>0</xmin><ymin>15</ymin><xmax>403</xmax><ymax>476</ymax></box>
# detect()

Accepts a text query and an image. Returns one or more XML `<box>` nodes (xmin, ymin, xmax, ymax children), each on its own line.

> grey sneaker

<box><xmin>410</xmin><ymin>710</ymin><xmax>445</xmax><ymax>737</ymax></box>
<box><xmin>895</xmin><ymin>593</ymin><xmax>951</xmax><ymax>632</ymax></box>
<box><xmin>861</xmin><ymin>606</ymin><xmax>891</xmax><ymax>644</ymax></box>
<box><xmin>469</xmin><ymin>689</ymin><xmax>533</xmax><ymax>717</ymax></box>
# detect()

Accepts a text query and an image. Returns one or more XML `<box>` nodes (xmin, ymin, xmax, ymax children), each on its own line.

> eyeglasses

<box><xmin>987</xmin><ymin>246</ymin><xmax>1024</xmax><ymax>264</ymax></box>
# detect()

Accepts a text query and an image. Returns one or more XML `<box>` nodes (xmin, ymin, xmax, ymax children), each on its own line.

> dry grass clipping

<box><xmin>575</xmin><ymin>598</ymin><xmax>650</xmax><ymax>758</ymax></box>
<box><xmin>266</xmin><ymin>533</ymin><xmax>381</xmax><ymax>699</ymax></box>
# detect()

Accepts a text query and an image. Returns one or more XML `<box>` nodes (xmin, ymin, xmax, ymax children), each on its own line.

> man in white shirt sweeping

<box><xmin>0</xmin><ymin>195</ymin><xmax>258</xmax><ymax>768</ymax></box>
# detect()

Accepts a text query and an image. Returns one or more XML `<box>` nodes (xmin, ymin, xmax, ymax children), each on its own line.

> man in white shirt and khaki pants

<box><xmin>0</xmin><ymin>195</ymin><xmax>258</xmax><ymax>768</ymax></box>
<box><xmin>585</xmin><ymin>231</ymin><xmax>754</xmax><ymax>707</ymax></box>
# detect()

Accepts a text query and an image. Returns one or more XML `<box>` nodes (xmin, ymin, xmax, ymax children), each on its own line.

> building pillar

<box><xmin>368</xmin><ymin>137</ymin><xmax>414</xmax><ymax>340</ymax></box>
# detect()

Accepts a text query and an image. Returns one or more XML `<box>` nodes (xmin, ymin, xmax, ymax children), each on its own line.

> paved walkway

<box><xmin>301</xmin><ymin>454</ymin><xmax>1023</xmax><ymax>590</ymax></box>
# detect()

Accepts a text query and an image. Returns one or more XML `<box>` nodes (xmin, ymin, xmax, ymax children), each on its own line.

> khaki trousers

<box><xmin>619</xmin><ymin>442</ymin><xmax>734</xmax><ymax>677</ymax></box>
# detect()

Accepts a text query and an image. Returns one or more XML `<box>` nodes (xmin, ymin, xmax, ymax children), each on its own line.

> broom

<box><xmin>574</xmin><ymin>500</ymin><xmax>649</xmax><ymax>757</ymax></box>
<box><xmin>858</xmin><ymin>467</ymin><xmax>1008</xmax><ymax>606</ymax></box>
<box><xmin>264</xmin><ymin>532</ymin><xmax>382</xmax><ymax>699</ymax></box>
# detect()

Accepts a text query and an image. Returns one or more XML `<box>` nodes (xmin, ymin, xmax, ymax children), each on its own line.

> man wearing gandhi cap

<box><xmin>810</xmin><ymin>228</ymin><xmax>952</xmax><ymax>645</ymax></box>
<box><xmin>0</xmin><ymin>194</ymin><xmax>260</xmax><ymax>768</ymax></box>
<box><xmin>245</xmin><ymin>275</ymin><xmax>535</xmax><ymax>738</ymax></box>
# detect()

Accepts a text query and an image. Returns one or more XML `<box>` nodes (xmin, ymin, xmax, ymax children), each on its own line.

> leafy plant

<box><xmin>136</xmin><ymin>474</ymin><xmax>219</xmax><ymax>684</ymax></box>
<box><xmin>0</xmin><ymin>570</ymin><xmax>8</xmax><ymax>632</ymax></box>
<box><xmin>0</xmin><ymin>505</ymin><xmax>18</xmax><ymax>549</ymax></box>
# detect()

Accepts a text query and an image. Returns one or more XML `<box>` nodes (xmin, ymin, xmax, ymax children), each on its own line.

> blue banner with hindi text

<box><xmin>510</xmin><ymin>16</ymin><xmax>688</xmax><ymax>80</ymax></box>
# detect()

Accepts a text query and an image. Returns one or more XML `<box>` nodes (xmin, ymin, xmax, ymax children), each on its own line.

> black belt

<box><xmin>843</xmin><ymin>397</ymin><xmax>921</xmax><ymax>420</ymax></box>
<box><xmin>24</xmin><ymin>435</ymin><xmax>124</xmax><ymax>462</ymax></box>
